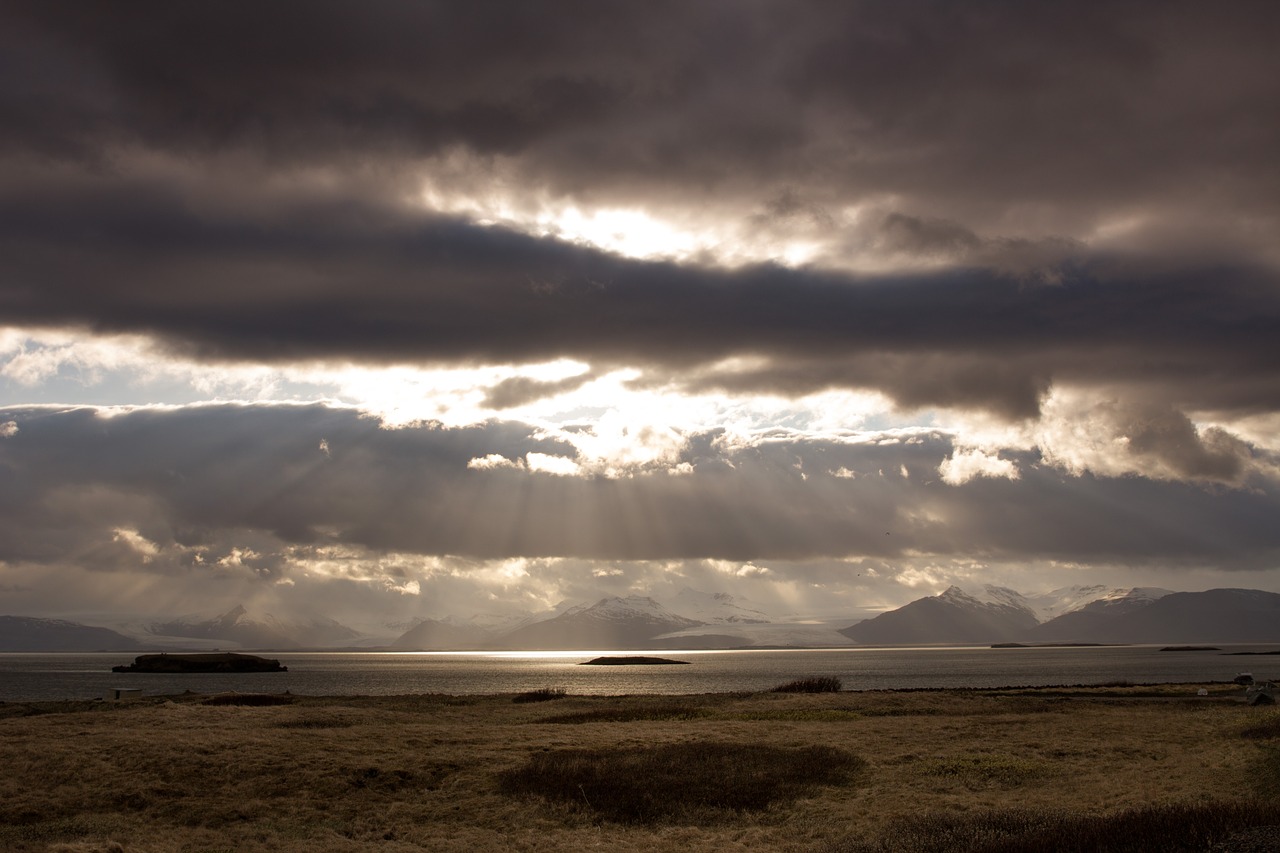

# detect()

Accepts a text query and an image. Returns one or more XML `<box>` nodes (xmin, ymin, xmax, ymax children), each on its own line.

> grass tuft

<box><xmin>512</xmin><ymin>687</ymin><xmax>567</xmax><ymax>704</ymax></box>
<box><xmin>499</xmin><ymin>741</ymin><xmax>863</xmax><ymax>824</ymax></box>
<box><xmin>771</xmin><ymin>676</ymin><xmax>843</xmax><ymax>693</ymax></box>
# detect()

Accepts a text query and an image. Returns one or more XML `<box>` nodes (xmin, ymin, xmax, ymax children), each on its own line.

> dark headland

<box><xmin>579</xmin><ymin>656</ymin><xmax>690</xmax><ymax>666</ymax></box>
<box><xmin>112</xmin><ymin>652</ymin><xmax>287</xmax><ymax>673</ymax></box>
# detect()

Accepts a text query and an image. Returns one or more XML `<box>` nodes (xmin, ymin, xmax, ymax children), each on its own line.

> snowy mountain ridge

<box><xmin>665</xmin><ymin>588</ymin><xmax>772</xmax><ymax>624</ymax></box>
<box><xmin>945</xmin><ymin>584</ymin><xmax>1175</xmax><ymax>624</ymax></box>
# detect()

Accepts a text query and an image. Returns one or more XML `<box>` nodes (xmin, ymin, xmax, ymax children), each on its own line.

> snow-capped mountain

<box><xmin>1081</xmin><ymin>586</ymin><xmax>1173</xmax><ymax>612</ymax></box>
<box><xmin>1021</xmin><ymin>585</ymin><xmax>1112</xmax><ymax>621</ymax></box>
<box><xmin>1030</xmin><ymin>588</ymin><xmax>1269</xmax><ymax>643</ymax></box>
<box><xmin>496</xmin><ymin>596</ymin><xmax>703</xmax><ymax>650</ymax></box>
<box><xmin>839</xmin><ymin>585</ymin><xmax>1041</xmax><ymax>644</ymax></box>
<box><xmin>148</xmin><ymin>605</ymin><xmax>364</xmax><ymax>649</ymax></box>
<box><xmin>389</xmin><ymin>618</ymin><xmax>492</xmax><ymax>651</ymax></box>
<box><xmin>653</xmin><ymin>622</ymin><xmax>856</xmax><ymax>648</ymax></box>
<box><xmin>838</xmin><ymin>584</ymin><xmax>1280</xmax><ymax>645</ymax></box>
<box><xmin>664</xmin><ymin>588</ymin><xmax>772</xmax><ymax>624</ymax></box>
<box><xmin>389</xmin><ymin>601</ymin><xmax>584</xmax><ymax>649</ymax></box>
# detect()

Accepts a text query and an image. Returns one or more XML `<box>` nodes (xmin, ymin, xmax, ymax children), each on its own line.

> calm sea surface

<box><xmin>2</xmin><ymin>645</ymin><xmax>1276</xmax><ymax>702</ymax></box>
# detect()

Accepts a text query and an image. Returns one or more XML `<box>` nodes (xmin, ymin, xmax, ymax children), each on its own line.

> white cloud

<box><xmin>938</xmin><ymin>447</ymin><xmax>1020</xmax><ymax>485</ymax></box>
<box><xmin>467</xmin><ymin>453</ymin><xmax>524</xmax><ymax>471</ymax></box>
<box><xmin>112</xmin><ymin>527</ymin><xmax>160</xmax><ymax>560</ymax></box>
<box><xmin>525</xmin><ymin>452</ymin><xmax>580</xmax><ymax>476</ymax></box>
<box><xmin>1035</xmin><ymin>388</ymin><xmax>1253</xmax><ymax>484</ymax></box>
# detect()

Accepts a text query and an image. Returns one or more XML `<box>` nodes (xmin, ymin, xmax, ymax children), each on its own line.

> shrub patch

<box><xmin>498</xmin><ymin>741</ymin><xmax>863</xmax><ymax>824</ymax></box>
<box><xmin>823</xmin><ymin>801</ymin><xmax>1280</xmax><ymax>853</ymax></box>
<box><xmin>771</xmin><ymin>677</ymin><xmax>843</xmax><ymax>693</ymax></box>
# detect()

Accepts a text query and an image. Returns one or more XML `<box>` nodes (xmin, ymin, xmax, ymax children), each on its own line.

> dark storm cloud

<box><xmin>1</xmin><ymin>1</ymin><xmax>1278</xmax><ymax>420</ymax></box>
<box><xmin>483</xmin><ymin>370</ymin><xmax>602</xmax><ymax>410</ymax></box>
<box><xmin>3</xmin><ymin>0</ymin><xmax>1278</xmax><ymax>227</ymax></box>
<box><xmin>2</xmin><ymin>405</ymin><xmax>1277</xmax><ymax>571</ymax></box>
<box><xmin>2</xmin><ymin>182</ymin><xmax>1278</xmax><ymax>417</ymax></box>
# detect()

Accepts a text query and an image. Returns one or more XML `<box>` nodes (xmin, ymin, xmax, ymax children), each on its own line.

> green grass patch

<box><xmin>537</xmin><ymin>703</ymin><xmax>709</xmax><ymax>724</ymax></box>
<box><xmin>499</xmin><ymin>741</ymin><xmax>863</xmax><ymax>824</ymax></box>
<box><xmin>824</xmin><ymin>801</ymin><xmax>1280</xmax><ymax>853</ymax></box>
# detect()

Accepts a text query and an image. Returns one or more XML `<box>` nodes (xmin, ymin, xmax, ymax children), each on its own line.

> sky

<box><xmin>2</xmin><ymin>1</ymin><xmax>1279</xmax><ymax>633</ymax></box>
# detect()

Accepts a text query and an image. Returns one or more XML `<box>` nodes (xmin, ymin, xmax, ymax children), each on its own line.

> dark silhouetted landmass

<box><xmin>580</xmin><ymin>656</ymin><xmax>689</xmax><ymax>666</ymax></box>
<box><xmin>0</xmin><ymin>616</ymin><xmax>141</xmax><ymax>652</ymax></box>
<box><xmin>840</xmin><ymin>586</ymin><xmax>1038</xmax><ymax>645</ymax></box>
<box><xmin>844</xmin><ymin>587</ymin><xmax>1280</xmax><ymax>646</ymax></box>
<box><xmin>112</xmin><ymin>653</ymin><xmax>286</xmax><ymax>673</ymax></box>
<box><xmin>1033</xmin><ymin>589</ymin><xmax>1280</xmax><ymax>644</ymax></box>
<box><xmin>991</xmin><ymin>642</ymin><xmax>1107</xmax><ymax>648</ymax></box>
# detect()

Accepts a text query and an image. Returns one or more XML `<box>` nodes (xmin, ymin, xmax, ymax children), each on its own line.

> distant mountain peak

<box><xmin>667</xmin><ymin>587</ymin><xmax>772</xmax><ymax>624</ymax></box>
<box><xmin>148</xmin><ymin>604</ymin><xmax>361</xmax><ymax>649</ymax></box>
<box><xmin>0</xmin><ymin>615</ymin><xmax>141</xmax><ymax>652</ymax></box>
<box><xmin>494</xmin><ymin>594</ymin><xmax>702</xmax><ymax>650</ymax></box>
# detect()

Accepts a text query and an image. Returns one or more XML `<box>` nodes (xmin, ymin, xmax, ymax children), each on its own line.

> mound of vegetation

<box><xmin>823</xmin><ymin>801</ymin><xmax>1280</xmax><ymax>853</ymax></box>
<box><xmin>499</xmin><ymin>742</ymin><xmax>863</xmax><ymax>824</ymax></box>
<box><xmin>513</xmin><ymin>687</ymin><xmax>568</xmax><ymax>704</ymax></box>
<box><xmin>771</xmin><ymin>676</ymin><xmax>843</xmax><ymax>693</ymax></box>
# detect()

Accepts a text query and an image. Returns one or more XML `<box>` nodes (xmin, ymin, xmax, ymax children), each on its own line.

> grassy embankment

<box><xmin>1</xmin><ymin>682</ymin><xmax>1277</xmax><ymax>852</ymax></box>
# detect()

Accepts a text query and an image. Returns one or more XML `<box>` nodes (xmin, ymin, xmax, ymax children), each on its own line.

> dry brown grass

<box><xmin>0</xmin><ymin>684</ymin><xmax>1275</xmax><ymax>852</ymax></box>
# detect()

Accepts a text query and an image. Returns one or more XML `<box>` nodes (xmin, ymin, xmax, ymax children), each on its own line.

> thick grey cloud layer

<box><xmin>1</xmin><ymin>2</ymin><xmax>1278</xmax><ymax>421</ymax></box>
<box><xmin>2</xmin><ymin>405</ymin><xmax>1276</xmax><ymax>569</ymax></box>
<box><xmin>2</xmin><ymin>185</ymin><xmax>1277</xmax><ymax>418</ymax></box>
<box><xmin>4</xmin><ymin>1</ymin><xmax>1278</xmax><ymax>229</ymax></box>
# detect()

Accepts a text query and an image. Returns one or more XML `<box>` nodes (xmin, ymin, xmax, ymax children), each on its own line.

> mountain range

<box><xmin>840</xmin><ymin>585</ymin><xmax>1280</xmax><ymax>645</ymax></box>
<box><xmin>147</xmin><ymin>605</ymin><xmax>366</xmax><ymax>650</ymax></box>
<box><xmin>3</xmin><ymin>586</ymin><xmax>1278</xmax><ymax>651</ymax></box>
<box><xmin>0</xmin><ymin>616</ymin><xmax>141</xmax><ymax>652</ymax></box>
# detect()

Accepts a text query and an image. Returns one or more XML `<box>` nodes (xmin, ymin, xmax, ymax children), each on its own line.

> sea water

<box><xmin>1</xmin><ymin>645</ymin><xmax>1275</xmax><ymax>702</ymax></box>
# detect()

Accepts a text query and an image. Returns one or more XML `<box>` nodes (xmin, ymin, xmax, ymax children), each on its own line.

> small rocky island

<box><xmin>112</xmin><ymin>653</ymin><xmax>287</xmax><ymax>673</ymax></box>
<box><xmin>580</xmin><ymin>656</ymin><xmax>690</xmax><ymax>666</ymax></box>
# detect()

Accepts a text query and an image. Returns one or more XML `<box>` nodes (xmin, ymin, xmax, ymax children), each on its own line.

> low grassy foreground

<box><xmin>1</xmin><ymin>683</ymin><xmax>1277</xmax><ymax>852</ymax></box>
